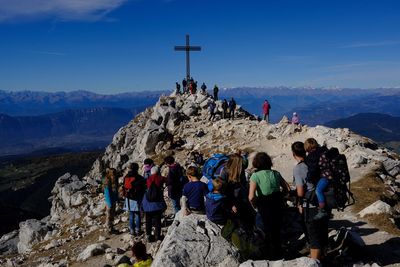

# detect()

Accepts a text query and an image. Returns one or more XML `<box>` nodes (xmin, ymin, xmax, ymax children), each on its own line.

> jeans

<box><xmin>315</xmin><ymin>177</ymin><xmax>330</xmax><ymax>205</ymax></box>
<box><xmin>129</xmin><ymin>211</ymin><xmax>141</xmax><ymax>233</ymax></box>
<box><xmin>171</xmin><ymin>197</ymin><xmax>181</xmax><ymax>214</ymax></box>
<box><xmin>145</xmin><ymin>210</ymin><xmax>162</xmax><ymax>239</ymax></box>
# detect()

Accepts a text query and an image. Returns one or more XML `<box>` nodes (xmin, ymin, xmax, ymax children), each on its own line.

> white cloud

<box><xmin>0</xmin><ymin>0</ymin><xmax>129</xmax><ymax>22</ymax></box>
<box><xmin>341</xmin><ymin>41</ymin><xmax>400</xmax><ymax>48</ymax></box>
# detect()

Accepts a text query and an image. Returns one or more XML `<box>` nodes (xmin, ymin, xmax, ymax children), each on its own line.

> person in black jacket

<box><xmin>228</xmin><ymin>97</ymin><xmax>236</xmax><ymax>120</ymax></box>
<box><xmin>164</xmin><ymin>156</ymin><xmax>186</xmax><ymax>214</ymax></box>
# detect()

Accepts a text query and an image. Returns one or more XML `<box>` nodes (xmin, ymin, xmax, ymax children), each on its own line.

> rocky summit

<box><xmin>1</xmin><ymin>91</ymin><xmax>400</xmax><ymax>267</ymax></box>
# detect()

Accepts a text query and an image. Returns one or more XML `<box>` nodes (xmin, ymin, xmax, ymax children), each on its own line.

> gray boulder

<box><xmin>77</xmin><ymin>243</ymin><xmax>110</xmax><ymax>261</ymax></box>
<box><xmin>240</xmin><ymin>257</ymin><xmax>320</xmax><ymax>267</ymax></box>
<box><xmin>0</xmin><ymin>230</ymin><xmax>19</xmax><ymax>255</ymax></box>
<box><xmin>17</xmin><ymin>219</ymin><xmax>48</xmax><ymax>254</ymax></box>
<box><xmin>359</xmin><ymin>200</ymin><xmax>391</xmax><ymax>218</ymax></box>
<box><xmin>152</xmin><ymin>213</ymin><xmax>240</xmax><ymax>267</ymax></box>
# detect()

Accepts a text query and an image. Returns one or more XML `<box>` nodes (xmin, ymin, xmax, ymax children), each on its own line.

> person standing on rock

<box><xmin>208</xmin><ymin>100</ymin><xmax>216</xmax><ymax>121</ymax></box>
<box><xmin>201</xmin><ymin>82</ymin><xmax>207</xmax><ymax>95</ymax></box>
<box><xmin>228</xmin><ymin>97</ymin><xmax>236</xmax><ymax>120</ymax></box>
<box><xmin>182</xmin><ymin>78</ymin><xmax>187</xmax><ymax>93</ymax></box>
<box><xmin>175</xmin><ymin>82</ymin><xmax>181</xmax><ymax>95</ymax></box>
<box><xmin>291</xmin><ymin>112</ymin><xmax>300</xmax><ymax>125</ymax></box>
<box><xmin>262</xmin><ymin>100</ymin><xmax>271</xmax><ymax>123</ymax></box>
<box><xmin>292</xmin><ymin>141</ymin><xmax>328</xmax><ymax>263</ymax></box>
<box><xmin>123</xmin><ymin>163</ymin><xmax>146</xmax><ymax>236</ymax></box>
<box><xmin>103</xmin><ymin>168</ymin><xmax>119</xmax><ymax>234</ymax></box>
<box><xmin>222</xmin><ymin>99</ymin><xmax>228</xmax><ymax>119</ymax></box>
<box><xmin>141</xmin><ymin>166</ymin><xmax>167</xmax><ymax>242</ymax></box>
<box><xmin>221</xmin><ymin>153</ymin><xmax>254</xmax><ymax>230</ymax></box>
<box><xmin>165</xmin><ymin>156</ymin><xmax>186</xmax><ymax>214</ymax></box>
<box><xmin>248</xmin><ymin>152</ymin><xmax>290</xmax><ymax>260</ymax></box>
<box><xmin>213</xmin><ymin>85</ymin><xmax>219</xmax><ymax>100</ymax></box>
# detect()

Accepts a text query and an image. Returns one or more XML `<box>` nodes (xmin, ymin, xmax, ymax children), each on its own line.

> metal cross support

<box><xmin>174</xmin><ymin>34</ymin><xmax>201</xmax><ymax>81</ymax></box>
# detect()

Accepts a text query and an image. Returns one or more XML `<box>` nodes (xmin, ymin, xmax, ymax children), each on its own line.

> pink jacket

<box><xmin>262</xmin><ymin>102</ymin><xmax>270</xmax><ymax>114</ymax></box>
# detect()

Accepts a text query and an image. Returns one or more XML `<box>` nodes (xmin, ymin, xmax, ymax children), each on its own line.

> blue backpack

<box><xmin>203</xmin><ymin>154</ymin><xmax>229</xmax><ymax>191</ymax></box>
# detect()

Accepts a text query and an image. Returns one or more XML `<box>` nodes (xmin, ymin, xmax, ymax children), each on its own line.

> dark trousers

<box><xmin>145</xmin><ymin>210</ymin><xmax>162</xmax><ymax>239</ymax></box>
<box><xmin>257</xmin><ymin>192</ymin><xmax>283</xmax><ymax>260</ymax></box>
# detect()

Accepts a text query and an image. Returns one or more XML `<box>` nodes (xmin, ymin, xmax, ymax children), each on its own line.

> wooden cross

<box><xmin>174</xmin><ymin>34</ymin><xmax>201</xmax><ymax>81</ymax></box>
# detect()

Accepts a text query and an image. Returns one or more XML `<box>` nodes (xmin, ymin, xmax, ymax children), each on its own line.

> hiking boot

<box><xmin>313</xmin><ymin>208</ymin><xmax>328</xmax><ymax>221</ymax></box>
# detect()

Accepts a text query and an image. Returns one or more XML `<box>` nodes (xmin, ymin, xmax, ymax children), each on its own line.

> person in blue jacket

<box><xmin>205</xmin><ymin>178</ymin><xmax>229</xmax><ymax>225</ymax></box>
<box><xmin>103</xmin><ymin>168</ymin><xmax>119</xmax><ymax>234</ymax></box>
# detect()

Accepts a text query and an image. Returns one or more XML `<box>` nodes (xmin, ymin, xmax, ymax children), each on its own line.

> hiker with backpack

<box><xmin>164</xmin><ymin>156</ymin><xmax>187</xmax><ymax>214</ymax></box>
<box><xmin>292</xmin><ymin>141</ymin><xmax>328</xmax><ymax>262</ymax></box>
<box><xmin>142</xmin><ymin>158</ymin><xmax>154</xmax><ymax>180</ymax></box>
<box><xmin>248</xmin><ymin>152</ymin><xmax>290</xmax><ymax>260</ymax></box>
<box><xmin>123</xmin><ymin>163</ymin><xmax>146</xmax><ymax>236</ymax></box>
<box><xmin>141</xmin><ymin>166</ymin><xmax>167</xmax><ymax>242</ymax></box>
<box><xmin>102</xmin><ymin>168</ymin><xmax>119</xmax><ymax>234</ymax></box>
<box><xmin>228</xmin><ymin>97</ymin><xmax>236</xmax><ymax>120</ymax></box>
<box><xmin>182</xmin><ymin>166</ymin><xmax>209</xmax><ymax>214</ymax></box>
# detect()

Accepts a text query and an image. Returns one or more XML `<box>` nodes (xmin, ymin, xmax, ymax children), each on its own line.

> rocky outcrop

<box><xmin>0</xmin><ymin>230</ymin><xmax>18</xmax><ymax>256</ymax></box>
<box><xmin>17</xmin><ymin>219</ymin><xmax>49</xmax><ymax>254</ymax></box>
<box><xmin>240</xmin><ymin>258</ymin><xmax>320</xmax><ymax>267</ymax></box>
<box><xmin>152</xmin><ymin>213</ymin><xmax>240</xmax><ymax>267</ymax></box>
<box><xmin>359</xmin><ymin>200</ymin><xmax>392</xmax><ymax>218</ymax></box>
<box><xmin>77</xmin><ymin>243</ymin><xmax>110</xmax><ymax>261</ymax></box>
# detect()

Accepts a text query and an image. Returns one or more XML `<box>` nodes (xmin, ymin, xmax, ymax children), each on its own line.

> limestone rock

<box><xmin>0</xmin><ymin>230</ymin><xmax>19</xmax><ymax>255</ymax></box>
<box><xmin>240</xmin><ymin>257</ymin><xmax>320</xmax><ymax>267</ymax></box>
<box><xmin>359</xmin><ymin>200</ymin><xmax>392</xmax><ymax>218</ymax></box>
<box><xmin>152</xmin><ymin>213</ymin><xmax>240</xmax><ymax>267</ymax></box>
<box><xmin>17</xmin><ymin>219</ymin><xmax>49</xmax><ymax>254</ymax></box>
<box><xmin>77</xmin><ymin>243</ymin><xmax>110</xmax><ymax>261</ymax></box>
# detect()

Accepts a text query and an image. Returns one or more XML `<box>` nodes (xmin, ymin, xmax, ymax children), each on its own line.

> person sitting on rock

<box><xmin>123</xmin><ymin>163</ymin><xmax>146</xmax><ymax>236</ymax></box>
<box><xmin>141</xmin><ymin>166</ymin><xmax>167</xmax><ymax>242</ymax></box>
<box><xmin>132</xmin><ymin>241</ymin><xmax>153</xmax><ymax>267</ymax></box>
<box><xmin>291</xmin><ymin>112</ymin><xmax>300</xmax><ymax>125</ymax></box>
<box><xmin>205</xmin><ymin>178</ymin><xmax>229</xmax><ymax>225</ymax></box>
<box><xmin>182</xmin><ymin>166</ymin><xmax>208</xmax><ymax>214</ymax></box>
<box><xmin>102</xmin><ymin>167</ymin><xmax>119</xmax><ymax>234</ymax></box>
<box><xmin>165</xmin><ymin>156</ymin><xmax>186</xmax><ymax>214</ymax></box>
<box><xmin>142</xmin><ymin>158</ymin><xmax>154</xmax><ymax>180</ymax></box>
<box><xmin>248</xmin><ymin>152</ymin><xmax>290</xmax><ymax>260</ymax></box>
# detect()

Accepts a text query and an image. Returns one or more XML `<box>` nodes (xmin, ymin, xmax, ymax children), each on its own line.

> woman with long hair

<box><xmin>103</xmin><ymin>167</ymin><xmax>119</xmax><ymax>234</ymax></box>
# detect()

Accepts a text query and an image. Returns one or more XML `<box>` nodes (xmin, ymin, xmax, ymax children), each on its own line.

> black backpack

<box><xmin>323</xmin><ymin>148</ymin><xmax>355</xmax><ymax>211</ymax></box>
<box><xmin>146</xmin><ymin>182</ymin><xmax>164</xmax><ymax>202</ymax></box>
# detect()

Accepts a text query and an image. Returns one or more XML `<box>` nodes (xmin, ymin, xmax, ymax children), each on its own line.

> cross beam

<box><xmin>174</xmin><ymin>34</ymin><xmax>201</xmax><ymax>81</ymax></box>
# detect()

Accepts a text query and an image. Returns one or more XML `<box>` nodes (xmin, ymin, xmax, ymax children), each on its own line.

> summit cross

<box><xmin>174</xmin><ymin>34</ymin><xmax>201</xmax><ymax>81</ymax></box>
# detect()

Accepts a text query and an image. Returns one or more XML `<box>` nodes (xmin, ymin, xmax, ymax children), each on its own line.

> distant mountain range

<box><xmin>2</xmin><ymin>87</ymin><xmax>400</xmax><ymax>156</ymax></box>
<box><xmin>220</xmin><ymin>87</ymin><xmax>400</xmax><ymax>124</ymax></box>
<box><xmin>0</xmin><ymin>107</ymin><xmax>141</xmax><ymax>156</ymax></box>
<box><xmin>326</xmin><ymin>113</ymin><xmax>400</xmax><ymax>143</ymax></box>
<box><xmin>0</xmin><ymin>90</ymin><xmax>165</xmax><ymax>116</ymax></box>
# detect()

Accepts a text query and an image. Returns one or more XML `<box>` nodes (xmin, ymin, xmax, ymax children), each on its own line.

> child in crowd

<box><xmin>132</xmin><ymin>241</ymin><xmax>152</xmax><ymax>267</ymax></box>
<box><xmin>182</xmin><ymin>166</ymin><xmax>208</xmax><ymax>213</ymax></box>
<box><xmin>142</xmin><ymin>158</ymin><xmax>154</xmax><ymax>180</ymax></box>
<box><xmin>205</xmin><ymin>178</ymin><xmax>228</xmax><ymax>225</ymax></box>
<box><xmin>304</xmin><ymin>138</ymin><xmax>329</xmax><ymax>220</ymax></box>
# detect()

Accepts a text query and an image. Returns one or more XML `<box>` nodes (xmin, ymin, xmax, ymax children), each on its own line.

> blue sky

<box><xmin>0</xmin><ymin>0</ymin><xmax>399</xmax><ymax>93</ymax></box>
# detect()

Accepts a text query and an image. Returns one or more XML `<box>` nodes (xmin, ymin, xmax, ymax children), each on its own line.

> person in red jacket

<box><xmin>262</xmin><ymin>100</ymin><xmax>271</xmax><ymax>123</ymax></box>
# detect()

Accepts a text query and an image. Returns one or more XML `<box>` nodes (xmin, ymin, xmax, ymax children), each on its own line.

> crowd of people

<box><xmin>102</xmin><ymin>135</ymin><xmax>334</xmax><ymax>265</ymax></box>
<box><xmin>175</xmin><ymin>79</ymin><xmax>301</xmax><ymax>124</ymax></box>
